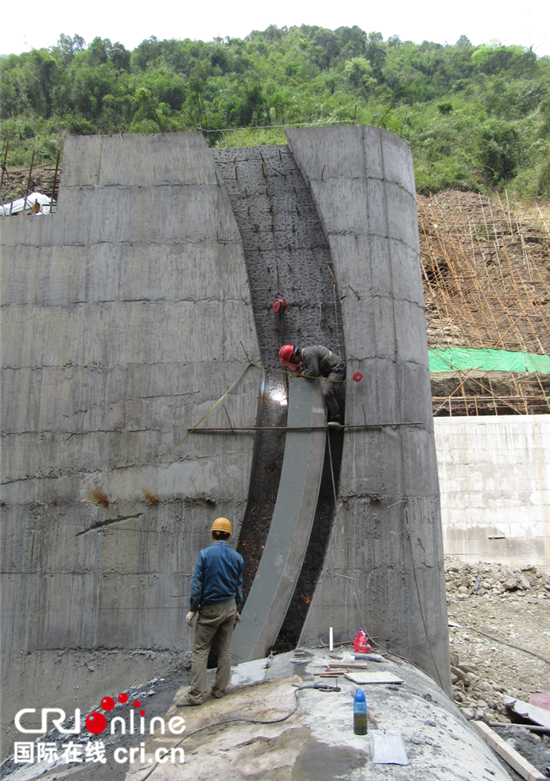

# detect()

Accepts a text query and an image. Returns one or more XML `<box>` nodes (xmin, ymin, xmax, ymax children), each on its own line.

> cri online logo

<box><xmin>15</xmin><ymin>692</ymin><xmax>185</xmax><ymax>737</ymax></box>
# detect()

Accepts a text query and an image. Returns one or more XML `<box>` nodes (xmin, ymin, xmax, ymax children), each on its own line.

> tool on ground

<box><xmin>294</xmin><ymin>681</ymin><xmax>341</xmax><ymax>692</ymax></box>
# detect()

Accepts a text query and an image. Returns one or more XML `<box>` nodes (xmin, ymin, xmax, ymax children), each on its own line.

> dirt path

<box><xmin>445</xmin><ymin>556</ymin><xmax>550</xmax><ymax>779</ymax></box>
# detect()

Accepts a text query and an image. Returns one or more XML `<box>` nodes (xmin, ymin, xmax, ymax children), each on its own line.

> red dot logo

<box><xmin>133</xmin><ymin>700</ymin><xmax>141</xmax><ymax>708</ymax></box>
<box><xmin>353</xmin><ymin>372</ymin><xmax>363</xmax><ymax>383</ymax></box>
<box><xmin>140</xmin><ymin>710</ymin><xmax>145</xmax><ymax>716</ymax></box>
<box><xmin>101</xmin><ymin>696</ymin><xmax>115</xmax><ymax>711</ymax></box>
<box><xmin>118</xmin><ymin>693</ymin><xmax>128</xmax><ymax>704</ymax></box>
<box><xmin>86</xmin><ymin>712</ymin><xmax>107</xmax><ymax>734</ymax></box>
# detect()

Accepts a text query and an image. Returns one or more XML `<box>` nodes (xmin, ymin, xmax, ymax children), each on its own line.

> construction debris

<box><xmin>445</xmin><ymin>556</ymin><xmax>550</xmax><ymax>727</ymax></box>
<box><xmin>472</xmin><ymin>721</ymin><xmax>547</xmax><ymax>781</ymax></box>
<box><xmin>505</xmin><ymin>698</ymin><xmax>550</xmax><ymax>731</ymax></box>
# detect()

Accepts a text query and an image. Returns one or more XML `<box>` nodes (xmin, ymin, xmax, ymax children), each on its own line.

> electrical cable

<box><xmin>169</xmin><ymin>363</ymin><xmax>255</xmax><ymax>453</ymax></box>
<box><xmin>172</xmin><ymin>357</ymin><xmax>360</xmax><ymax>456</ymax></box>
<box><xmin>462</xmin><ymin>625</ymin><xmax>550</xmax><ymax>666</ymax></box>
<box><xmin>196</xmin><ymin>118</ymin><xmax>361</xmax><ymax>137</ymax></box>
<box><xmin>137</xmin><ymin>684</ymin><xmax>340</xmax><ymax>780</ymax></box>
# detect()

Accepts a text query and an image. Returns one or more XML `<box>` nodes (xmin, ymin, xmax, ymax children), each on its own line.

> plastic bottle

<box><xmin>353</xmin><ymin>688</ymin><xmax>367</xmax><ymax>735</ymax></box>
<box><xmin>353</xmin><ymin>628</ymin><xmax>372</xmax><ymax>654</ymax></box>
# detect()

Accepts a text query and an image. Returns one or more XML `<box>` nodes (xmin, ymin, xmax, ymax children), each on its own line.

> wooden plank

<box><xmin>472</xmin><ymin>721</ymin><xmax>546</xmax><ymax>781</ymax></box>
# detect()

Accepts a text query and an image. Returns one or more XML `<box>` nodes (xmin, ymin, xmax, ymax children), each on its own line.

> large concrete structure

<box><xmin>0</xmin><ymin>128</ymin><xmax>450</xmax><ymax>756</ymax></box>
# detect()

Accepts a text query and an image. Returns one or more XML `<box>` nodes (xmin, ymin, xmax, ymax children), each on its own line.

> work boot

<box><xmin>176</xmin><ymin>695</ymin><xmax>202</xmax><ymax>707</ymax></box>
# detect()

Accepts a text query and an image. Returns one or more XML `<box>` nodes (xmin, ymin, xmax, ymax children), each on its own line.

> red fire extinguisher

<box><xmin>353</xmin><ymin>628</ymin><xmax>372</xmax><ymax>654</ymax></box>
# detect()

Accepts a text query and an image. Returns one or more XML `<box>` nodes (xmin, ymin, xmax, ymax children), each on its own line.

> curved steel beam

<box><xmin>231</xmin><ymin>377</ymin><xmax>326</xmax><ymax>663</ymax></box>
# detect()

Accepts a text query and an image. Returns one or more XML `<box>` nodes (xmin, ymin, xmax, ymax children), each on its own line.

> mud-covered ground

<box><xmin>445</xmin><ymin>556</ymin><xmax>550</xmax><ymax>779</ymax></box>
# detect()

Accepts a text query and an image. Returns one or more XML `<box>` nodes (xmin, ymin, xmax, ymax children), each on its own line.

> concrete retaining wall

<box><xmin>435</xmin><ymin>415</ymin><xmax>550</xmax><ymax>565</ymax></box>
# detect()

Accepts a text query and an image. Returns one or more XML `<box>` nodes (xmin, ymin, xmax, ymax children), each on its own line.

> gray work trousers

<box><xmin>322</xmin><ymin>368</ymin><xmax>346</xmax><ymax>422</ymax></box>
<box><xmin>188</xmin><ymin>601</ymin><xmax>237</xmax><ymax>704</ymax></box>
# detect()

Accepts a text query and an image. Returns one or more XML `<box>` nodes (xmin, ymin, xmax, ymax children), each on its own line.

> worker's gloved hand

<box><xmin>186</xmin><ymin>611</ymin><xmax>196</xmax><ymax>627</ymax></box>
<box><xmin>234</xmin><ymin>611</ymin><xmax>241</xmax><ymax>624</ymax></box>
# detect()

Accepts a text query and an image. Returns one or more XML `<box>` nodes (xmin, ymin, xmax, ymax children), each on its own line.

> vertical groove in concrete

<box><xmin>231</xmin><ymin>376</ymin><xmax>326</xmax><ymax>663</ymax></box>
<box><xmin>212</xmin><ymin>147</ymin><xmax>345</xmax><ymax>624</ymax></box>
<box><xmin>287</xmin><ymin>126</ymin><xmax>451</xmax><ymax>692</ymax></box>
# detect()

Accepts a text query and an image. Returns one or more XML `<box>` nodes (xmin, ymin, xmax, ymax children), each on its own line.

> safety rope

<box><xmin>169</xmin><ymin>363</ymin><xmax>255</xmax><ymax>453</ymax></box>
<box><xmin>169</xmin><ymin>358</ymin><xmax>363</xmax><ymax>455</ymax></box>
<box><xmin>249</xmin><ymin>359</ymin><xmax>352</xmax><ymax>384</ymax></box>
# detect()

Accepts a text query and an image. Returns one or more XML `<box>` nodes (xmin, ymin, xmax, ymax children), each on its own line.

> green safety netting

<box><xmin>428</xmin><ymin>347</ymin><xmax>550</xmax><ymax>374</ymax></box>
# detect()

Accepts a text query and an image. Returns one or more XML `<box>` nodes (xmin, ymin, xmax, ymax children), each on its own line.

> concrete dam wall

<box><xmin>0</xmin><ymin>127</ymin><xmax>450</xmax><ymax>752</ymax></box>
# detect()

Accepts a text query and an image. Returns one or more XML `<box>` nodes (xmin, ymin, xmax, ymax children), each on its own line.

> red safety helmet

<box><xmin>279</xmin><ymin>344</ymin><xmax>300</xmax><ymax>371</ymax></box>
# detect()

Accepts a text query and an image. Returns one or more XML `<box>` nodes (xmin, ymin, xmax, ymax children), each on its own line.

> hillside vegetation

<box><xmin>1</xmin><ymin>26</ymin><xmax>550</xmax><ymax>197</ymax></box>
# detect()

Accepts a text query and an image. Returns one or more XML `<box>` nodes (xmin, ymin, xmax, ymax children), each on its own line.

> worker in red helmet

<box><xmin>177</xmin><ymin>518</ymin><xmax>244</xmax><ymax>707</ymax></box>
<box><xmin>279</xmin><ymin>344</ymin><xmax>346</xmax><ymax>425</ymax></box>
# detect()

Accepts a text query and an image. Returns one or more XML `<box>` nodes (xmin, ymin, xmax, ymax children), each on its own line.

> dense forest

<box><xmin>1</xmin><ymin>26</ymin><xmax>550</xmax><ymax>197</ymax></box>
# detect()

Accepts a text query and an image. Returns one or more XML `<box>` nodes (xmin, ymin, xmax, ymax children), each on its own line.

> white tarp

<box><xmin>0</xmin><ymin>192</ymin><xmax>53</xmax><ymax>216</ymax></box>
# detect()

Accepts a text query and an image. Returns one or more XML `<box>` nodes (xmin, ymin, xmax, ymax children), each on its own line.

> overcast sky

<box><xmin>2</xmin><ymin>0</ymin><xmax>549</xmax><ymax>58</ymax></box>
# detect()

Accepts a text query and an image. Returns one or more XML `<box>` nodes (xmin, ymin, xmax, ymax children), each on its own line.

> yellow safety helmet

<box><xmin>211</xmin><ymin>517</ymin><xmax>232</xmax><ymax>535</ymax></box>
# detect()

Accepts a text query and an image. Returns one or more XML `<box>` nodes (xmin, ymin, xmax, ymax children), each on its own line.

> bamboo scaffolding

<box><xmin>492</xmin><ymin>195</ymin><xmax>550</xmax><ymax>337</ymax></box>
<box><xmin>430</xmin><ymin>201</ymin><xmax>486</xmax><ymax>346</ymax></box>
<box><xmin>452</xmin><ymin>206</ymin><xmax>506</xmax><ymax>349</ymax></box>
<box><xmin>418</xmin><ymin>191</ymin><xmax>550</xmax><ymax>419</ymax></box>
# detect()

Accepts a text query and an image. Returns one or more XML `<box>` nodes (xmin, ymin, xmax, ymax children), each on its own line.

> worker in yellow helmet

<box><xmin>177</xmin><ymin>518</ymin><xmax>244</xmax><ymax>707</ymax></box>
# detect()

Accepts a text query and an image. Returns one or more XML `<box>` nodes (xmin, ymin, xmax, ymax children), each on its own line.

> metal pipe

<box><xmin>0</xmin><ymin>137</ymin><xmax>9</xmax><ymax>196</ymax></box>
<box><xmin>51</xmin><ymin>150</ymin><xmax>61</xmax><ymax>209</ymax></box>
<box><xmin>23</xmin><ymin>150</ymin><xmax>35</xmax><ymax>214</ymax></box>
<box><xmin>187</xmin><ymin>422</ymin><xmax>424</xmax><ymax>432</ymax></box>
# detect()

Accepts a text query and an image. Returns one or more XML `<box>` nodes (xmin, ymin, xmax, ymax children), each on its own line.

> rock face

<box><xmin>0</xmin><ymin>128</ymin><xmax>449</xmax><ymax>757</ymax></box>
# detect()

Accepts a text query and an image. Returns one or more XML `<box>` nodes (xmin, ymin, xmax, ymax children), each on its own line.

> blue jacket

<box><xmin>189</xmin><ymin>541</ymin><xmax>244</xmax><ymax>611</ymax></box>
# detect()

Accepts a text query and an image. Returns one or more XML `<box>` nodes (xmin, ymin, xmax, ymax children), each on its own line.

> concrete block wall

<box><xmin>0</xmin><ymin>133</ymin><xmax>260</xmax><ymax>751</ymax></box>
<box><xmin>435</xmin><ymin>415</ymin><xmax>550</xmax><ymax>565</ymax></box>
<box><xmin>287</xmin><ymin>126</ymin><xmax>451</xmax><ymax>693</ymax></box>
